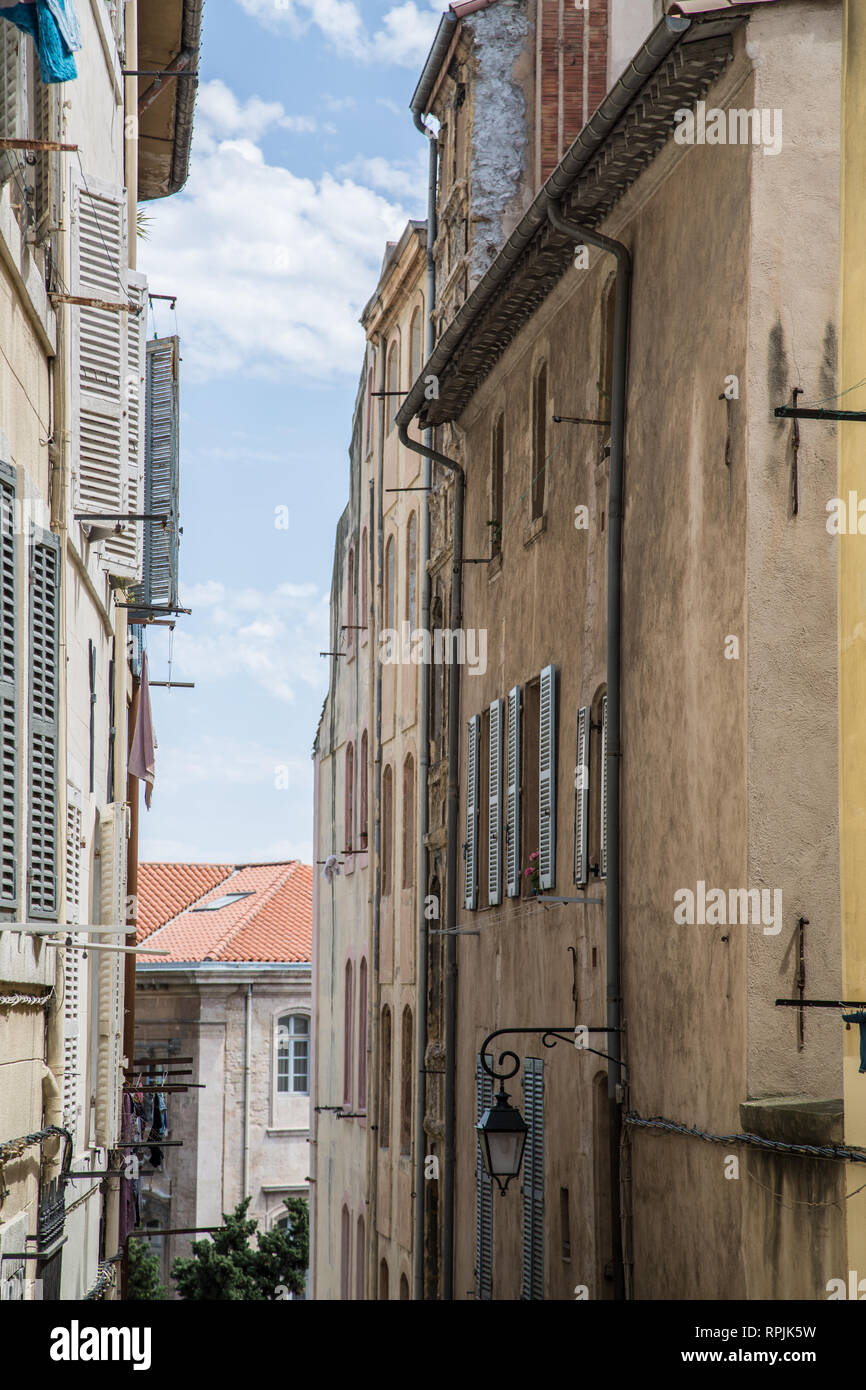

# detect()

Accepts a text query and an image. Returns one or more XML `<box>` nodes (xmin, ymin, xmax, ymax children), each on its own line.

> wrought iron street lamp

<box><xmin>476</xmin><ymin>1086</ymin><xmax>528</xmax><ymax>1194</ymax></box>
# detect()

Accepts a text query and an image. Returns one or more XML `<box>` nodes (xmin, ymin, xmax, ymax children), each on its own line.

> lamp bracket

<box><xmin>478</xmin><ymin>1025</ymin><xmax>624</xmax><ymax>1083</ymax></box>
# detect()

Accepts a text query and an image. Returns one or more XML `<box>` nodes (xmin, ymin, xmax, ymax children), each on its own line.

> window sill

<box><xmin>523</xmin><ymin>514</ymin><xmax>546</xmax><ymax>548</ymax></box>
<box><xmin>266</xmin><ymin>1127</ymin><xmax>311</xmax><ymax>1138</ymax></box>
<box><xmin>487</xmin><ymin>552</ymin><xmax>502</xmax><ymax>581</ymax></box>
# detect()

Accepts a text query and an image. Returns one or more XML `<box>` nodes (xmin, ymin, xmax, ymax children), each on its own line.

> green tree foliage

<box><xmin>171</xmin><ymin>1197</ymin><xmax>309</xmax><ymax>1301</ymax></box>
<box><xmin>127</xmin><ymin>1238</ymin><xmax>169</xmax><ymax>1300</ymax></box>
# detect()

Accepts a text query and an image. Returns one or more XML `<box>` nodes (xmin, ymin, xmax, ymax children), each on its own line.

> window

<box><xmin>521</xmin><ymin>1058</ymin><xmax>544</xmax><ymax>1300</ymax></box>
<box><xmin>410</xmin><ymin>304</ymin><xmax>424</xmax><ymax>383</ymax></box>
<box><xmin>402</xmin><ymin>754</ymin><xmax>415</xmax><ymax>889</ymax></box>
<box><xmin>277</xmin><ymin>1014</ymin><xmax>309</xmax><ymax>1095</ymax></box>
<box><xmin>379</xmin><ymin>1258</ymin><xmax>389</xmax><ymax>1300</ymax></box>
<box><xmin>379</xmin><ymin>1006</ymin><xmax>392</xmax><ymax>1148</ymax></box>
<box><xmin>344</xmin><ymin>742</ymin><xmax>354</xmax><ymax>852</ymax></box>
<box><xmin>490</xmin><ymin>414</ymin><xmax>504</xmax><ymax>556</ymax></box>
<box><xmin>521</xmin><ymin>678</ymin><xmax>540</xmax><ymax>897</ymax></box>
<box><xmin>382</xmin><ymin>764</ymin><xmax>393</xmax><ymax>897</ymax></box>
<box><xmin>574</xmin><ymin>705</ymin><xmax>590</xmax><ymax>887</ymax></box>
<box><xmin>598</xmin><ymin>276</ymin><xmax>616</xmax><ymax>453</ymax></box>
<box><xmin>387</xmin><ymin>340</ymin><xmax>400</xmax><ymax>432</ymax></box>
<box><xmin>531</xmin><ymin>363</ymin><xmax>548</xmax><ymax>521</ymax></box>
<box><xmin>588</xmin><ymin>686</ymin><xmax>607</xmax><ymax>880</ymax></box>
<box><xmin>357</xmin><ymin>957</ymin><xmax>368</xmax><ymax>1109</ymax></box>
<box><xmin>400</xmin><ymin>1005</ymin><xmax>413</xmax><ymax>1156</ymax></box>
<box><xmin>385</xmin><ymin>535</ymin><xmax>396</xmax><ymax>631</ymax></box>
<box><xmin>406</xmin><ymin>512</ymin><xmax>417</xmax><ymax>627</ymax></box>
<box><xmin>464</xmin><ymin>715</ymin><xmax>480</xmax><ymax>911</ymax></box>
<box><xmin>400</xmin><ymin>1273</ymin><xmax>410</xmax><ymax>1300</ymax></box>
<box><xmin>346</xmin><ymin>544</ymin><xmax>356</xmax><ymax>653</ymax></box>
<box><xmin>365</xmin><ymin>363</ymin><xmax>375</xmax><ymax>456</ymax></box>
<box><xmin>193</xmin><ymin>892</ymin><xmax>253</xmax><ymax>912</ymax></box>
<box><xmin>356</xmin><ymin>1215</ymin><xmax>365</xmax><ymax>1299</ymax></box>
<box><xmin>505</xmin><ymin>686</ymin><xmax>522</xmax><ymax>898</ymax></box>
<box><xmin>360</xmin><ymin>527</ymin><xmax>368</xmax><ymax>632</ymax></box>
<box><xmin>341</xmin><ymin>1206</ymin><xmax>351</xmax><ymax>1301</ymax></box>
<box><xmin>359</xmin><ymin>730</ymin><xmax>369</xmax><ymax>850</ymax></box>
<box><xmin>343</xmin><ymin>960</ymin><xmax>354</xmax><ymax>1108</ymax></box>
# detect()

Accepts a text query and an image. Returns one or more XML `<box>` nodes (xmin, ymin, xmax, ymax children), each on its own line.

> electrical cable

<box><xmin>625</xmin><ymin>1110</ymin><xmax>866</xmax><ymax>1166</ymax></box>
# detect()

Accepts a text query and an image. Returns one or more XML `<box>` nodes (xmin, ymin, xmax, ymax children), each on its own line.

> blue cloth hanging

<box><xmin>0</xmin><ymin>1</ymin><xmax>80</xmax><ymax>84</ymax></box>
<box><xmin>843</xmin><ymin>1012</ymin><xmax>866</xmax><ymax>1073</ymax></box>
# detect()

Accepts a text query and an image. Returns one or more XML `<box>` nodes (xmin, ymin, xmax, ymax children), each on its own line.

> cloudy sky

<box><xmin>137</xmin><ymin>0</ymin><xmax>443</xmax><ymax>864</ymax></box>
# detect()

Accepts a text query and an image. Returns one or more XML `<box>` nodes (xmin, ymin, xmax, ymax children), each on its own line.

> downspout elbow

<box><xmin>397</xmin><ymin>421</ymin><xmax>462</xmax><ymax>479</ymax></box>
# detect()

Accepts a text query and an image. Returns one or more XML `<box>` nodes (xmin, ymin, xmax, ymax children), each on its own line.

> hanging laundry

<box><xmin>842</xmin><ymin>1011</ymin><xmax>866</xmax><ymax>1073</ymax></box>
<box><xmin>0</xmin><ymin>1</ymin><xmax>82</xmax><ymax>84</ymax></box>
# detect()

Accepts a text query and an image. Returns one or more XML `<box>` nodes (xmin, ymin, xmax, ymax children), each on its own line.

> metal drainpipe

<box><xmin>412</xmin><ymin>109</ymin><xmax>438</xmax><ymax>1302</ymax></box>
<box><xmin>546</xmin><ymin>199</ymin><xmax>630</xmax><ymax>1300</ymax></box>
<box><xmin>398</xmin><ymin>421</ymin><xmax>463</xmax><ymax>1302</ymax></box>
<box><xmin>243</xmin><ymin>982</ymin><xmax>252</xmax><ymax>1200</ymax></box>
<box><xmin>368</xmin><ymin>335</ymin><xmax>386</xmax><ymax>1300</ymax></box>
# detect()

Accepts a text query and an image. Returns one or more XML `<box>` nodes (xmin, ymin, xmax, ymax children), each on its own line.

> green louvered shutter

<box><xmin>538</xmin><ymin>665</ymin><xmax>556</xmax><ymax>891</ymax></box>
<box><xmin>488</xmin><ymin>698</ymin><xmax>503</xmax><ymax>907</ymax></box>
<box><xmin>28</xmin><ymin>528</ymin><xmax>60</xmax><ymax>920</ymax></box>
<box><xmin>130</xmin><ymin>336</ymin><xmax>180</xmax><ymax>614</ymax></box>
<box><xmin>521</xmin><ymin>1057</ymin><xmax>544</xmax><ymax>1300</ymax></box>
<box><xmin>505</xmin><ymin>686</ymin><xmax>521</xmax><ymax>898</ymax></box>
<box><xmin>0</xmin><ymin>461</ymin><xmax>18</xmax><ymax>911</ymax></box>
<box><xmin>475</xmin><ymin>1055</ymin><xmax>494</xmax><ymax>1301</ymax></box>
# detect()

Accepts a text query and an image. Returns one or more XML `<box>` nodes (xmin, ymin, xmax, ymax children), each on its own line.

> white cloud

<box><xmin>337</xmin><ymin>150</ymin><xmax>427</xmax><ymax>199</ymax></box>
<box><xmin>140</xmin><ymin>84</ymin><xmax>413</xmax><ymax>383</ymax></box>
<box><xmin>172</xmin><ymin>579</ymin><xmax>329</xmax><ymax>703</ymax></box>
<box><xmin>236</xmin><ymin>0</ymin><xmax>443</xmax><ymax>68</ymax></box>
<box><xmin>196</xmin><ymin>78</ymin><xmax>317</xmax><ymax>139</ymax></box>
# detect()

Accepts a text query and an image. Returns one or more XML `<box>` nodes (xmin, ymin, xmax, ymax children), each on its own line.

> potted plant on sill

<box><xmin>524</xmin><ymin>851</ymin><xmax>541</xmax><ymax>895</ymax></box>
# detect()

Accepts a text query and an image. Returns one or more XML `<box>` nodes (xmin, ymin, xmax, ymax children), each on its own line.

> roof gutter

<box><xmin>396</xmin><ymin>13</ymin><xmax>692</xmax><ymax>431</ymax></box>
<box><xmin>410</xmin><ymin>13</ymin><xmax>459</xmax><ymax>123</ymax></box>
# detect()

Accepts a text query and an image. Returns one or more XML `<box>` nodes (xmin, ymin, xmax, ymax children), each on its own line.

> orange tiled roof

<box><xmin>137</xmin><ymin>861</ymin><xmax>312</xmax><ymax>964</ymax></box>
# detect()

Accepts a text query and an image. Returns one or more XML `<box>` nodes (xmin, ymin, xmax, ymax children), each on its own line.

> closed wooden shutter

<box><xmin>0</xmin><ymin>25</ymin><xmax>23</xmax><ymax>187</ymax></box>
<box><xmin>488</xmin><ymin>698</ymin><xmax>502</xmax><ymax>907</ymax></box>
<box><xmin>521</xmin><ymin>1057</ymin><xmax>544</xmax><ymax>1300</ymax></box>
<box><xmin>600</xmin><ymin>694</ymin><xmax>608</xmax><ymax>881</ymax></box>
<box><xmin>71</xmin><ymin>175</ymin><xmax>135</xmax><ymax>577</ymax></box>
<box><xmin>27</xmin><ymin>529</ymin><xmax>60</xmax><ymax>921</ymax></box>
<box><xmin>538</xmin><ymin>664</ymin><xmax>556</xmax><ymax>891</ymax></box>
<box><xmin>0</xmin><ymin>461</ymin><xmax>18</xmax><ymax>910</ymax></box>
<box><xmin>475</xmin><ymin>1055</ymin><xmax>494</xmax><ymax>1301</ymax></box>
<box><xmin>505</xmin><ymin>685</ymin><xmax>521</xmax><ymax>898</ymax></box>
<box><xmin>62</xmin><ymin>787</ymin><xmax>85</xmax><ymax>1148</ymax></box>
<box><xmin>34</xmin><ymin>79</ymin><xmax>61</xmax><ymax>238</ymax></box>
<box><xmin>464</xmin><ymin>714</ymin><xmax>479</xmax><ymax>911</ymax></box>
<box><xmin>574</xmin><ymin>705</ymin><xmax>590</xmax><ymax>886</ymax></box>
<box><xmin>130</xmin><ymin>336</ymin><xmax>180</xmax><ymax>614</ymax></box>
<box><xmin>65</xmin><ymin>787</ymin><xmax>83</xmax><ymax>925</ymax></box>
<box><xmin>95</xmin><ymin>803</ymin><xmax>127</xmax><ymax>1148</ymax></box>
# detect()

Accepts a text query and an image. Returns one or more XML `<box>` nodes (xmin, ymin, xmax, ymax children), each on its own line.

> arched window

<box><xmin>406</xmin><ymin>512</ymin><xmax>417</xmax><ymax>627</ymax></box>
<box><xmin>346</xmin><ymin>543</ymin><xmax>356</xmax><ymax>653</ymax></box>
<box><xmin>532</xmin><ymin>362</ymin><xmax>548</xmax><ymax>521</ymax></box>
<box><xmin>589</xmin><ymin>686</ymin><xmax>607</xmax><ymax>881</ymax></box>
<box><xmin>359</xmin><ymin>730</ymin><xmax>369</xmax><ymax>850</ymax></box>
<box><xmin>379</xmin><ymin>1006</ymin><xmax>392</xmax><ymax>1148</ymax></box>
<box><xmin>385</xmin><ymin>535</ymin><xmax>396</xmax><ymax>632</ymax></box>
<box><xmin>382</xmin><ymin>764</ymin><xmax>393</xmax><ymax>897</ymax></box>
<box><xmin>365</xmin><ymin>350</ymin><xmax>376</xmax><ymax>455</ymax></box>
<box><xmin>402</xmin><ymin>754</ymin><xmax>415</xmax><ymax>889</ymax></box>
<box><xmin>490</xmin><ymin>413</ymin><xmax>504</xmax><ymax>556</ymax></box>
<box><xmin>387</xmin><ymin>340</ymin><xmax>400</xmax><ymax>432</ymax></box>
<box><xmin>430</xmin><ymin>594</ymin><xmax>444</xmax><ymax>750</ymax></box>
<box><xmin>356</xmin><ymin>1215</ymin><xmax>365</xmax><ymax>1299</ymax></box>
<box><xmin>410</xmin><ymin>303</ymin><xmax>424</xmax><ymax>382</ymax></box>
<box><xmin>400</xmin><ymin>1272</ymin><xmax>410</xmax><ymax>1300</ymax></box>
<box><xmin>379</xmin><ymin>1257</ymin><xmax>389</xmax><ymax>1300</ymax></box>
<box><xmin>360</xmin><ymin>527</ymin><xmax>368</xmax><ymax>631</ymax></box>
<box><xmin>277</xmin><ymin>1014</ymin><xmax>309</xmax><ymax>1095</ymax></box>
<box><xmin>357</xmin><ymin>956</ymin><xmax>368</xmax><ymax>1109</ymax></box>
<box><xmin>400</xmin><ymin>1005</ymin><xmax>413</xmax><ymax>1156</ymax></box>
<box><xmin>344</xmin><ymin>742</ymin><xmax>354</xmax><ymax>852</ymax></box>
<box><xmin>598</xmin><ymin>276</ymin><xmax>616</xmax><ymax>453</ymax></box>
<box><xmin>341</xmin><ymin>1206</ymin><xmax>351</xmax><ymax>1300</ymax></box>
<box><xmin>343</xmin><ymin>959</ymin><xmax>354</xmax><ymax>1107</ymax></box>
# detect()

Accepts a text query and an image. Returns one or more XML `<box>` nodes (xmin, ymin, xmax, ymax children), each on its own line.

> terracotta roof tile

<box><xmin>137</xmin><ymin>861</ymin><xmax>312</xmax><ymax>964</ymax></box>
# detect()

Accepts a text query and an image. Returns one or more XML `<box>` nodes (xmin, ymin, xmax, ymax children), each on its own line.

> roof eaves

<box><xmin>410</xmin><ymin>12</ymin><xmax>460</xmax><ymax>119</ymax></box>
<box><xmin>396</xmin><ymin>11</ymin><xmax>746</xmax><ymax>430</ymax></box>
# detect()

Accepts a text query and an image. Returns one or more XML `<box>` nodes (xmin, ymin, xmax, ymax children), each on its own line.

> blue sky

<box><xmin>137</xmin><ymin>0</ymin><xmax>444</xmax><ymax>864</ymax></box>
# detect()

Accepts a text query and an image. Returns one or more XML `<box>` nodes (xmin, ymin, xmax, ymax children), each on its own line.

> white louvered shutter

<box><xmin>521</xmin><ymin>1058</ymin><xmax>544</xmax><ymax>1300</ymax></box>
<box><xmin>34</xmin><ymin>79</ymin><xmax>61</xmax><ymax>237</ymax></box>
<box><xmin>28</xmin><ymin>530</ymin><xmax>60</xmax><ymax>920</ymax></box>
<box><xmin>0</xmin><ymin>25</ymin><xmax>23</xmax><ymax>187</ymax></box>
<box><xmin>0</xmin><ymin>462</ymin><xmax>17</xmax><ymax>911</ymax></box>
<box><xmin>62</xmin><ymin>931</ymin><xmax>84</xmax><ymax>1150</ymax></box>
<box><xmin>71</xmin><ymin>176</ymin><xmax>133</xmax><ymax>576</ymax></box>
<box><xmin>574</xmin><ymin>706</ymin><xmax>590</xmax><ymax>887</ymax></box>
<box><xmin>65</xmin><ymin>786</ymin><xmax>83</xmax><ymax>925</ymax></box>
<box><xmin>600</xmin><ymin>695</ymin><xmax>608</xmax><ymax>881</ymax></box>
<box><xmin>130</xmin><ymin>336</ymin><xmax>180</xmax><ymax>613</ymax></box>
<box><xmin>505</xmin><ymin>686</ymin><xmax>521</xmax><ymax>898</ymax></box>
<box><xmin>464</xmin><ymin>714</ymin><xmax>479</xmax><ymax>911</ymax></box>
<box><xmin>488</xmin><ymin>698</ymin><xmax>502</xmax><ymax>907</ymax></box>
<box><xmin>538</xmin><ymin>665</ymin><xmax>556</xmax><ymax>891</ymax></box>
<box><xmin>95</xmin><ymin>804</ymin><xmax>127</xmax><ymax>1148</ymax></box>
<box><xmin>475</xmin><ymin>1055</ymin><xmax>494</xmax><ymax>1301</ymax></box>
<box><xmin>101</xmin><ymin>269</ymin><xmax>146</xmax><ymax>580</ymax></box>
